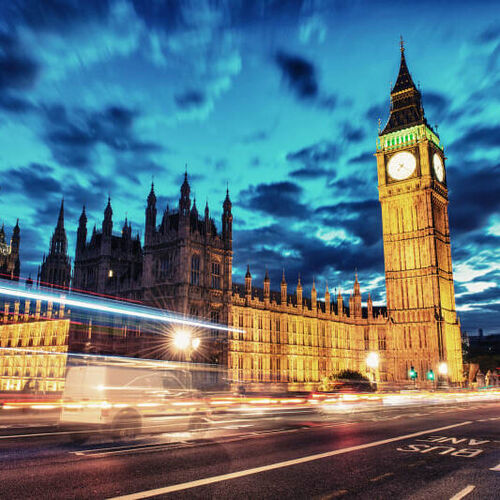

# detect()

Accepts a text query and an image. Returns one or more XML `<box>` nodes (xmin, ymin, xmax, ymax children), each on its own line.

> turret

<box><xmin>222</xmin><ymin>187</ymin><xmax>232</xmax><ymax>249</ymax></box>
<box><xmin>352</xmin><ymin>271</ymin><xmax>362</xmax><ymax>318</ymax></box>
<box><xmin>280</xmin><ymin>269</ymin><xmax>287</xmax><ymax>304</ymax></box>
<box><xmin>11</xmin><ymin>219</ymin><xmax>20</xmax><ymax>253</ymax></box>
<box><xmin>190</xmin><ymin>198</ymin><xmax>199</xmax><ymax>230</ymax></box>
<box><xmin>145</xmin><ymin>183</ymin><xmax>157</xmax><ymax>244</ymax></box>
<box><xmin>76</xmin><ymin>205</ymin><xmax>87</xmax><ymax>256</ymax></box>
<box><xmin>122</xmin><ymin>217</ymin><xmax>131</xmax><ymax>240</ymax></box>
<box><xmin>311</xmin><ymin>278</ymin><xmax>317</xmax><ymax>311</ymax></box>
<box><xmin>325</xmin><ymin>282</ymin><xmax>330</xmax><ymax>313</ymax></box>
<box><xmin>204</xmin><ymin>200</ymin><xmax>210</xmax><ymax>235</ymax></box>
<box><xmin>367</xmin><ymin>293</ymin><xmax>373</xmax><ymax>318</ymax></box>
<box><xmin>337</xmin><ymin>288</ymin><xmax>344</xmax><ymax>317</ymax></box>
<box><xmin>11</xmin><ymin>219</ymin><xmax>20</xmax><ymax>279</ymax></box>
<box><xmin>102</xmin><ymin>197</ymin><xmax>113</xmax><ymax>237</ymax></box>
<box><xmin>50</xmin><ymin>199</ymin><xmax>68</xmax><ymax>255</ymax></box>
<box><xmin>296</xmin><ymin>274</ymin><xmax>302</xmax><ymax>308</ymax></box>
<box><xmin>245</xmin><ymin>265</ymin><xmax>252</xmax><ymax>302</ymax></box>
<box><xmin>39</xmin><ymin>199</ymin><xmax>71</xmax><ymax>288</ymax></box>
<box><xmin>263</xmin><ymin>269</ymin><xmax>270</xmax><ymax>302</ymax></box>
<box><xmin>179</xmin><ymin>171</ymin><xmax>191</xmax><ymax>217</ymax></box>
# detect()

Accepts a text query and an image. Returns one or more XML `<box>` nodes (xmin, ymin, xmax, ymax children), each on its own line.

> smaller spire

<box><xmin>245</xmin><ymin>264</ymin><xmax>251</xmax><ymax>278</ymax></box>
<box><xmin>312</xmin><ymin>277</ymin><xmax>316</xmax><ymax>291</ymax></box>
<box><xmin>79</xmin><ymin>205</ymin><xmax>87</xmax><ymax>225</ymax></box>
<box><xmin>105</xmin><ymin>196</ymin><xmax>112</xmax><ymax>215</ymax></box>
<box><xmin>297</xmin><ymin>273</ymin><xmax>302</xmax><ymax>287</ymax></box>
<box><xmin>264</xmin><ymin>268</ymin><xmax>270</xmax><ymax>282</ymax></box>
<box><xmin>205</xmin><ymin>200</ymin><xmax>209</xmax><ymax>218</ymax></box>
<box><xmin>223</xmin><ymin>184</ymin><xmax>232</xmax><ymax>211</ymax></box>
<box><xmin>400</xmin><ymin>34</ymin><xmax>404</xmax><ymax>54</ymax></box>
<box><xmin>57</xmin><ymin>198</ymin><xmax>65</xmax><ymax>226</ymax></box>
<box><xmin>148</xmin><ymin>181</ymin><xmax>156</xmax><ymax>204</ymax></box>
<box><xmin>281</xmin><ymin>268</ymin><xmax>286</xmax><ymax>284</ymax></box>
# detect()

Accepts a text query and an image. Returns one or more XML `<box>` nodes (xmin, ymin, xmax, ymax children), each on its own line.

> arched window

<box><xmin>191</xmin><ymin>254</ymin><xmax>200</xmax><ymax>285</ymax></box>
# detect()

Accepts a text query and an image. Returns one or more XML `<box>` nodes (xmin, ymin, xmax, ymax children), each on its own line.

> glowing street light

<box><xmin>173</xmin><ymin>329</ymin><xmax>201</xmax><ymax>361</ymax></box>
<box><xmin>438</xmin><ymin>362</ymin><xmax>448</xmax><ymax>376</ymax></box>
<box><xmin>366</xmin><ymin>352</ymin><xmax>379</xmax><ymax>384</ymax></box>
<box><xmin>173</xmin><ymin>329</ymin><xmax>191</xmax><ymax>350</ymax></box>
<box><xmin>366</xmin><ymin>352</ymin><xmax>380</xmax><ymax>370</ymax></box>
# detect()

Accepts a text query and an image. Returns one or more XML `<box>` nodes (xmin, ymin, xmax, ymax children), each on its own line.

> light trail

<box><xmin>0</xmin><ymin>280</ymin><xmax>244</xmax><ymax>334</ymax></box>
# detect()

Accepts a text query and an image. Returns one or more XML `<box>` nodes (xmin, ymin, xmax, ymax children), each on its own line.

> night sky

<box><xmin>0</xmin><ymin>1</ymin><xmax>498</xmax><ymax>333</ymax></box>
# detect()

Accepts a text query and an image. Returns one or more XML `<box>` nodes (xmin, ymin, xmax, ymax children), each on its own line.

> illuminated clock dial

<box><xmin>433</xmin><ymin>153</ymin><xmax>444</xmax><ymax>182</ymax></box>
<box><xmin>387</xmin><ymin>151</ymin><xmax>416</xmax><ymax>180</ymax></box>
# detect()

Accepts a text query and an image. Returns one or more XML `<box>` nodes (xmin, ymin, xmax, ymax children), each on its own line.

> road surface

<box><xmin>0</xmin><ymin>401</ymin><xmax>498</xmax><ymax>499</ymax></box>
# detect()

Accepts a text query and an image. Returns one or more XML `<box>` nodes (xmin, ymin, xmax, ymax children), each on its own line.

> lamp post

<box><xmin>437</xmin><ymin>361</ymin><xmax>448</xmax><ymax>389</ymax></box>
<box><xmin>173</xmin><ymin>329</ymin><xmax>200</xmax><ymax>362</ymax></box>
<box><xmin>366</xmin><ymin>351</ymin><xmax>379</xmax><ymax>388</ymax></box>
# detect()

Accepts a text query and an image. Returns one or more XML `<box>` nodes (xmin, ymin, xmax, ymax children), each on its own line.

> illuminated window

<box><xmin>191</xmin><ymin>254</ymin><xmax>200</xmax><ymax>285</ymax></box>
<box><xmin>108</xmin><ymin>269</ymin><xmax>113</xmax><ymax>278</ymax></box>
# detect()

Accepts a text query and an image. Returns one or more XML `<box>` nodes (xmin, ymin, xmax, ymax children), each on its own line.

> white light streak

<box><xmin>0</xmin><ymin>281</ymin><xmax>244</xmax><ymax>334</ymax></box>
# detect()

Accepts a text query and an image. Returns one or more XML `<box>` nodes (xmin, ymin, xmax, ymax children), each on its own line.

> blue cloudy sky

<box><xmin>0</xmin><ymin>0</ymin><xmax>499</xmax><ymax>333</ymax></box>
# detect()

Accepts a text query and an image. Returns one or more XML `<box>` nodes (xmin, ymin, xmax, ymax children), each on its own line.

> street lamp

<box><xmin>366</xmin><ymin>352</ymin><xmax>379</xmax><ymax>385</ymax></box>
<box><xmin>173</xmin><ymin>329</ymin><xmax>201</xmax><ymax>361</ymax></box>
<box><xmin>437</xmin><ymin>361</ymin><xmax>448</xmax><ymax>389</ymax></box>
<box><xmin>438</xmin><ymin>362</ymin><xmax>448</xmax><ymax>376</ymax></box>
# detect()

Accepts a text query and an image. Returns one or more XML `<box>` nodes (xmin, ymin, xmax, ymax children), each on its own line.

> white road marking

<box><xmin>490</xmin><ymin>462</ymin><xmax>500</xmax><ymax>471</ymax></box>
<box><xmin>107</xmin><ymin>421</ymin><xmax>473</xmax><ymax>500</ymax></box>
<box><xmin>449</xmin><ymin>485</ymin><xmax>475</xmax><ymax>500</ymax></box>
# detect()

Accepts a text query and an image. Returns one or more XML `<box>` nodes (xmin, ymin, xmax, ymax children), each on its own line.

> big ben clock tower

<box><xmin>375</xmin><ymin>40</ymin><xmax>462</xmax><ymax>383</ymax></box>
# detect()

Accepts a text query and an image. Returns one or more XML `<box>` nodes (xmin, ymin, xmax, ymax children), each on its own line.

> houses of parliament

<box><xmin>0</xmin><ymin>44</ymin><xmax>463</xmax><ymax>391</ymax></box>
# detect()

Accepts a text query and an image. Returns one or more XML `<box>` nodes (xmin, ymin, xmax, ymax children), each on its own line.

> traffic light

<box><xmin>427</xmin><ymin>370</ymin><xmax>435</xmax><ymax>381</ymax></box>
<box><xmin>409</xmin><ymin>366</ymin><xmax>417</xmax><ymax>379</ymax></box>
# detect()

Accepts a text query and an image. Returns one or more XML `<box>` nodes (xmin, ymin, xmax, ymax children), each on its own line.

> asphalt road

<box><xmin>0</xmin><ymin>401</ymin><xmax>498</xmax><ymax>499</ymax></box>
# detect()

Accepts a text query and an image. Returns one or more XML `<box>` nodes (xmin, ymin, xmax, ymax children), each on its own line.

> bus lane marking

<box><xmin>397</xmin><ymin>434</ymin><xmax>491</xmax><ymax>458</ymax></box>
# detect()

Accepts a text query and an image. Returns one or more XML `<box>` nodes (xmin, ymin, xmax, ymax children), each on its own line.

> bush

<box><xmin>330</xmin><ymin>369</ymin><xmax>369</xmax><ymax>382</ymax></box>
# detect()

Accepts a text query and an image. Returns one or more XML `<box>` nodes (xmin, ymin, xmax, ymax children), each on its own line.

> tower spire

<box><xmin>381</xmin><ymin>40</ymin><xmax>430</xmax><ymax>135</ymax></box>
<box><xmin>57</xmin><ymin>198</ymin><xmax>65</xmax><ymax>228</ymax></box>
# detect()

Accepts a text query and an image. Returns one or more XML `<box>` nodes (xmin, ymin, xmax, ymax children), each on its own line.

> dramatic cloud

<box><xmin>174</xmin><ymin>90</ymin><xmax>206</xmax><ymax>110</ymax></box>
<box><xmin>286</xmin><ymin>140</ymin><xmax>339</xmax><ymax>168</ymax></box>
<box><xmin>275</xmin><ymin>51</ymin><xmax>318</xmax><ymax>99</ymax></box>
<box><xmin>44</xmin><ymin>104</ymin><xmax>161</xmax><ymax>167</ymax></box>
<box><xmin>0</xmin><ymin>32</ymin><xmax>39</xmax><ymax>91</ymax></box>
<box><xmin>239</xmin><ymin>181</ymin><xmax>309</xmax><ymax>219</ymax></box>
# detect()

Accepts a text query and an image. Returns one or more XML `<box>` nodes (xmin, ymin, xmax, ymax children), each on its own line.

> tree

<box><xmin>318</xmin><ymin>369</ymin><xmax>371</xmax><ymax>392</ymax></box>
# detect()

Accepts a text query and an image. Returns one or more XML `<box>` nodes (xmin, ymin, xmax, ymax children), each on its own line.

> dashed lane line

<box><xmin>370</xmin><ymin>472</ymin><xmax>394</xmax><ymax>482</ymax></box>
<box><xmin>449</xmin><ymin>485</ymin><xmax>475</xmax><ymax>500</ymax></box>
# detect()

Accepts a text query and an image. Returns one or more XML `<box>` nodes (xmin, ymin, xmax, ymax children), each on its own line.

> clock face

<box><xmin>387</xmin><ymin>151</ymin><xmax>417</xmax><ymax>180</ymax></box>
<box><xmin>433</xmin><ymin>153</ymin><xmax>444</xmax><ymax>182</ymax></box>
